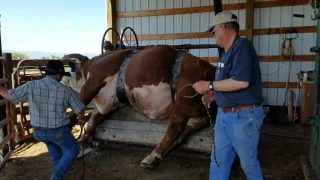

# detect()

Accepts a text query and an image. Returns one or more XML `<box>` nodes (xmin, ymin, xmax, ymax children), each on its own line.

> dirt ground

<box><xmin>0</xmin><ymin>124</ymin><xmax>312</xmax><ymax>180</ymax></box>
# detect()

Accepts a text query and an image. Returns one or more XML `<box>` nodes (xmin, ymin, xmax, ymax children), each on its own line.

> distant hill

<box><xmin>3</xmin><ymin>50</ymin><xmax>99</xmax><ymax>59</ymax></box>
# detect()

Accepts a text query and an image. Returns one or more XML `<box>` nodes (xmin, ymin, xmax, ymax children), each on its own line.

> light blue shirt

<box><xmin>8</xmin><ymin>76</ymin><xmax>85</xmax><ymax>128</ymax></box>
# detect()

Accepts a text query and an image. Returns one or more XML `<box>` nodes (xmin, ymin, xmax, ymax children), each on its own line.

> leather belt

<box><xmin>33</xmin><ymin>126</ymin><xmax>64</xmax><ymax>131</ymax></box>
<box><xmin>220</xmin><ymin>104</ymin><xmax>261</xmax><ymax>113</ymax></box>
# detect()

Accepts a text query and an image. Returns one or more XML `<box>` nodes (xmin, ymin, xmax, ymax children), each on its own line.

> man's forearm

<box><xmin>0</xmin><ymin>86</ymin><xmax>9</xmax><ymax>99</ymax></box>
<box><xmin>213</xmin><ymin>78</ymin><xmax>249</xmax><ymax>92</ymax></box>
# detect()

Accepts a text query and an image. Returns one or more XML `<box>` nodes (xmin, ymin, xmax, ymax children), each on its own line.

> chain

<box><xmin>178</xmin><ymin>84</ymin><xmax>219</xmax><ymax>167</ymax></box>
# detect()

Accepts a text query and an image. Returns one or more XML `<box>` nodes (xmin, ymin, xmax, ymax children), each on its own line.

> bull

<box><xmin>62</xmin><ymin>45</ymin><xmax>218</xmax><ymax>169</ymax></box>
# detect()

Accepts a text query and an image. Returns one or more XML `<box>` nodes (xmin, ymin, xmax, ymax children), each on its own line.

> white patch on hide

<box><xmin>94</xmin><ymin>73</ymin><xmax>123</xmax><ymax>114</ymax></box>
<box><xmin>127</xmin><ymin>82</ymin><xmax>172</xmax><ymax>120</ymax></box>
<box><xmin>141</xmin><ymin>150</ymin><xmax>162</xmax><ymax>165</ymax></box>
<box><xmin>69</xmin><ymin>72</ymin><xmax>85</xmax><ymax>94</ymax></box>
<box><xmin>187</xmin><ymin>117</ymin><xmax>207</xmax><ymax>127</ymax></box>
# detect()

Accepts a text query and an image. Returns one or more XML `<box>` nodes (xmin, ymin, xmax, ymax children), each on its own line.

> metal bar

<box><xmin>0</xmin><ymin>78</ymin><xmax>8</xmax><ymax>85</ymax></box>
<box><xmin>0</xmin><ymin>15</ymin><xmax>2</xmax><ymax>56</ymax></box>
<box><xmin>125</xmin><ymin>44</ymin><xmax>219</xmax><ymax>50</ymax></box>
<box><xmin>0</xmin><ymin>117</ymin><xmax>8</xmax><ymax>129</ymax></box>
<box><xmin>214</xmin><ymin>0</ymin><xmax>223</xmax><ymax>58</ymax></box>
<box><xmin>0</xmin><ymin>150</ymin><xmax>12</xmax><ymax>169</ymax></box>
<box><xmin>0</xmin><ymin>134</ymin><xmax>11</xmax><ymax>150</ymax></box>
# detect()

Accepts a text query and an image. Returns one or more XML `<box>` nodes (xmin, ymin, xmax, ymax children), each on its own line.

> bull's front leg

<box><xmin>78</xmin><ymin>107</ymin><xmax>105</xmax><ymax>143</ymax></box>
<box><xmin>140</xmin><ymin>108</ymin><xmax>187</xmax><ymax>169</ymax></box>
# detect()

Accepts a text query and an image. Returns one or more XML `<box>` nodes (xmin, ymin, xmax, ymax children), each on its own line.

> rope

<box><xmin>178</xmin><ymin>84</ymin><xmax>219</xmax><ymax>167</ymax></box>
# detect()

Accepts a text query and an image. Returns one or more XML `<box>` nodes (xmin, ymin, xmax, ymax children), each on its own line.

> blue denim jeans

<box><xmin>209</xmin><ymin>105</ymin><xmax>264</xmax><ymax>180</ymax></box>
<box><xmin>33</xmin><ymin>125</ymin><xmax>80</xmax><ymax>180</ymax></box>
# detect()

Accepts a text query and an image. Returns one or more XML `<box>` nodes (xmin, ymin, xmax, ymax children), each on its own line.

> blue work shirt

<box><xmin>214</xmin><ymin>35</ymin><xmax>263</xmax><ymax>107</ymax></box>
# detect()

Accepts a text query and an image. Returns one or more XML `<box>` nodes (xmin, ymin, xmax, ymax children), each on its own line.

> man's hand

<box><xmin>202</xmin><ymin>91</ymin><xmax>215</xmax><ymax>108</ymax></box>
<box><xmin>193</xmin><ymin>80</ymin><xmax>210</xmax><ymax>94</ymax></box>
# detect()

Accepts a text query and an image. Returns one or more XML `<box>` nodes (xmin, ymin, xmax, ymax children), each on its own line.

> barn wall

<box><xmin>113</xmin><ymin>0</ymin><xmax>316</xmax><ymax>106</ymax></box>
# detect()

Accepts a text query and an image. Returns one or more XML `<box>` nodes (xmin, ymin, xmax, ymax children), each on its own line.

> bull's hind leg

<box><xmin>162</xmin><ymin>116</ymin><xmax>208</xmax><ymax>157</ymax></box>
<box><xmin>78</xmin><ymin>107</ymin><xmax>105</xmax><ymax>143</ymax></box>
<box><xmin>140</xmin><ymin>108</ymin><xmax>188</xmax><ymax>169</ymax></box>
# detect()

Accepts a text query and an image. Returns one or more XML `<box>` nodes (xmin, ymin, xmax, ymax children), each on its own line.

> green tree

<box><xmin>51</xmin><ymin>55</ymin><xmax>61</xmax><ymax>59</ymax></box>
<box><xmin>12</xmin><ymin>52</ymin><xmax>29</xmax><ymax>60</ymax></box>
<box><xmin>41</xmin><ymin>56</ymin><xmax>49</xmax><ymax>59</ymax></box>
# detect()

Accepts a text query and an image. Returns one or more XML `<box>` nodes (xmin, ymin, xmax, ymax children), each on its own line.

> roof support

<box><xmin>106</xmin><ymin>0</ymin><xmax>117</xmax><ymax>44</ymax></box>
<box><xmin>245</xmin><ymin>0</ymin><xmax>254</xmax><ymax>42</ymax></box>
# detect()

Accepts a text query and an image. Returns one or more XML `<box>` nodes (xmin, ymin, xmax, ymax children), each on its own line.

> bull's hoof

<box><xmin>77</xmin><ymin>134</ymin><xmax>93</xmax><ymax>144</ymax></box>
<box><xmin>140</xmin><ymin>154</ymin><xmax>161</xmax><ymax>170</ymax></box>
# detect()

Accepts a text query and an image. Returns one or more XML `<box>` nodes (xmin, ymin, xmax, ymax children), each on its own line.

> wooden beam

<box><xmin>202</xmin><ymin>55</ymin><xmax>316</xmax><ymax>63</ymax></box>
<box><xmin>262</xmin><ymin>82</ymin><xmax>300</xmax><ymax>88</ymax></box>
<box><xmin>106</xmin><ymin>0</ymin><xmax>117</xmax><ymax>43</ymax></box>
<box><xmin>116</xmin><ymin>0</ymin><xmax>309</xmax><ymax>18</ymax></box>
<box><xmin>245</xmin><ymin>0</ymin><xmax>254</xmax><ymax>42</ymax></box>
<box><xmin>133</xmin><ymin>26</ymin><xmax>315</xmax><ymax>41</ymax></box>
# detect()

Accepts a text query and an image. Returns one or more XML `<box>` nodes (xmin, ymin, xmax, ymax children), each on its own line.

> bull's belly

<box><xmin>126</xmin><ymin>82</ymin><xmax>173</xmax><ymax>120</ymax></box>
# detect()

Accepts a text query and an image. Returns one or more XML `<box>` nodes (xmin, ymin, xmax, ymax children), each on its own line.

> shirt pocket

<box><xmin>215</xmin><ymin>66</ymin><xmax>226</xmax><ymax>81</ymax></box>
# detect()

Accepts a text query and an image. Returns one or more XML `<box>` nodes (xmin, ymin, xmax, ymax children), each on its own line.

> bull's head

<box><xmin>61</xmin><ymin>53</ymin><xmax>89</xmax><ymax>93</ymax></box>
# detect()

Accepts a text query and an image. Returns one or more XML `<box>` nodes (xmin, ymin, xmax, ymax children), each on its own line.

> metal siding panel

<box><xmin>269</xmin><ymin>7</ymin><xmax>281</xmax><ymax>28</ymax></box>
<box><xmin>182</xmin><ymin>39</ymin><xmax>191</xmax><ymax>45</ymax></box>
<box><xmin>165</xmin><ymin>40</ymin><xmax>174</xmax><ymax>45</ymax></box>
<box><xmin>140</xmin><ymin>40</ymin><xmax>150</xmax><ymax>46</ymax></box>
<box><xmin>174</xmin><ymin>15</ymin><xmax>183</xmax><ymax>33</ymax></box>
<box><xmin>303</xmin><ymin>5</ymin><xmax>317</xmax><ymax>26</ymax></box>
<box><xmin>208</xmin><ymin>38</ymin><xmax>218</xmax><ymax>57</ymax></box>
<box><xmin>157</xmin><ymin>0</ymin><xmax>165</xmax><ymax>9</ymax></box>
<box><xmin>149</xmin><ymin>0</ymin><xmax>157</xmax><ymax>10</ymax></box>
<box><xmin>166</xmin><ymin>0</ymin><xmax>173</xmax><ymax>9</ymax></box>
<box><xmin>133</xmin><ymin>0</ymin><xmax>141</xmax><ymax>11</ymax></box>
<box><xmin>301</xmin><ymin>62</ymin><xmax>315</xmax><ymax>72</ymax></box>
<box><xmin>292</xmin><ymin>5</ymin><xmax>304</xmax><ymax>27</ymax></box>
<box><xmin>125</xmin><ymin>0</ymin><xmax>133</xmax><ymax>12</ymax></box>
<box><xmin>141</xmin><ymin>17</ymin><xmax>149</xmax><ymax>35</ymax></box>
<box><xmin>253</xmin><ymin>35</ymin><xmax>260</xmax><ymax>53</ymax></box>
<box><xmin>191</xmin><ymin>13</ymin><xmax>201</xmax><ymax>32</ymax></box>
<box><xmin>183</xmin><ymin>14</ymin><xmax>191</xmax><ymax>33</ymax></box>
<box><xmin>174</xmin><ymin>39</ymin><xmax>183</xmax><ymax>45</ymax></box>
<box><xmin>166</xmin><ymin>15</ymin><xmax>174</xmax><ymax>34</ymax></box>
<box><xmin>266</xmin><ymin>62</ymin><xmax>280</xmax><ymax>82</ymax></box>
<box><xmin>200</xmin><ymin>12</ymin><xmax>210</xmax><ymax>32</ymax></box>
<box><xmin>280</xmin><ymin>6</ymin><xmax>292</xmax><ymax>27</ymax></box>
<box><xmin>149</xmin><ymin>16</ymin><xmax>158</xmax><ymax>34</ymax></box>
<box><xmin>184</xmin><ymin>0</ymin><xmax>192</xmax><ymax>7</ymax></box>
<box><xmin>116</xmin><ymin>0</ymin><xmax>121</xmax><ymax>12</ymax></box>
<box><xmin>192</xmin><ymin>0</ymin><xmax>200</xmax><ymax>7</ymax></box>
<box><xmin>125</xmin><ymin>18</ymin><xmax>134</xmax><ymax>30</ymax></box>
<box><xmin>260</xmin><ymin>62</ymin><xmax>268</xmax><ymax>82</ymax></box>
<box><xmin>133</xmin><ymin>18</ymin><xmax>142</xmax><ymax>35</ymax></box>
<box><xmin>260</xmin><ymin>8</ymin><xmax>270</xmax><ymax>29</ymax></box>
<box><xmin>301</xmin><ymin>33</ymin><xmax>315</xmax><ymax>55</ymax></box>
<box><xmin>157</xmin><ymin>16</ymin><xmax>166</xmax><ymax>34</ymax></box>
<box><xmin>254</xmin><ymin>8</ymin><xmax>261</xmax><ymax>29</ymax></box>
<box><xmin>278</xmin><ymin>62</ymin><xmax>289</xmax><ymax>82</ymax></box>
<box><xmin>289</xmin><ymin>62</ymin><xmax>301</xmax><ymax>82</ymax></box>
<box><xmin>258</xmin><ymin>35</ymin><xmax>269</xmax><ymax>56</ymax></box>
<box><xmin>118</xmin><ymin>18</ymin><xmax>126</xmax><ymax>34</ymax></box>
<box><xmin>238</xmin><ymin>9</ymin><xmax>246</xmax><ymax>30</ymax></box>
<box><xmin>174</xmin><ymin>0</ymin><xmax>183</xmax><ymax>8</ymax></box>
<box><xmin>190</xmin><ymin>39</ymin><xmax>200</xmax><ymax>57</ymax></box>
<box><xmin>118</xmin><ymin>0</ymin><xmax>126</xmax><ymax>12</ymax></box>
<box><xmin>267</xmin><ymin>88</ymin><xmax>278</xmax><ymax>105</ymax></box>
<box><xmin>141</xmin><ymin>0</ymin><xmax>149</xmax><ymax>10</ymax></box>
<box><xmin>268</xmin><ymin>35</ymin><xmax>280</xmax><ymax>56</ymax></box>
<box><xmin>200</xmin><ymin>0</ymin><xmax>210</xmax><ymax>6</ymax></box>
<box><xmin>199</xmin><ymin>38</ymin><xmax>209</xmax><ymax>57</ymax></box>
<box><xmin>149</xmin><ymin>40</ymin><xmax>157</xmax><ymax>45</ymax></box>
<box><xmin>291</xmin><ymin>33</ymin><xmax>303</xmax><ymax>55</ymax></box>
<box><xmin>277</xmin><ymin>88</ymin><xmax>286</xmax><ymax>105</ymax></box>
<box><xmin>157</xmin><ymin>40</ymin><xmax>166</xmax><ymax>45</ymax></box>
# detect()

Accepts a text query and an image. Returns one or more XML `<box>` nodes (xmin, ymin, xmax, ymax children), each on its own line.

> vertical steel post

<box><xmin>214</xmin><ymin>0</ymin><xmax>223</xmax><ymax>58</ymax></box>
<box><xmin>0</xmin><ymin>14</ymin><xmax>2</xmax><ymax>56</ymax></box>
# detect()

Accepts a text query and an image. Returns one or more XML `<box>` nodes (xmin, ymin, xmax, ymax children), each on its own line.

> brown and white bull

<box><xmin>62</xmin><ymin>45</ymin><xmax>218</xmax><ymax>168</ymax></box>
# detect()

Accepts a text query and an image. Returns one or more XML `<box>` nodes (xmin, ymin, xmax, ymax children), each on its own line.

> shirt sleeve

<box><xmin>68</xmin><ymin>88</ymin><xmax>86</xmax><ymax>114</ymax></box>
<box><xmin>8</xmin><ymin>82</ymin><xmax>31</xmax><ymax>104</ymax></box>
<box><xmin>229</xmin><ymin>40</ymin><xmax>255</xmax><ymax>82</ymax></box>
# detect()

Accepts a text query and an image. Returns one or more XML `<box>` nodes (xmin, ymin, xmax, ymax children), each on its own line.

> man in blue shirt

<box><xmin>0</xmin><ymin>60</ymin><xmax>87</xmax><ymax>180</ymax></box>
<box><xmin>193</xmin><ymin>11</ymin><xmax>264</xmax><ymax>180</ymax></box>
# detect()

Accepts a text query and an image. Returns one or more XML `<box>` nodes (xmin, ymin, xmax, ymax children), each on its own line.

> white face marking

<box><xmin>127</xmin><ymin>82</ymin><xmax>173</xmax><ymax>120</ymax></box>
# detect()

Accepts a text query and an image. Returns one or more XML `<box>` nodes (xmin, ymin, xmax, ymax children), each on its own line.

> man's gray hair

<box><xmin>223</xmin><ymin>22</ymin><xmax>240</xmax><ymax>33</ymax></box>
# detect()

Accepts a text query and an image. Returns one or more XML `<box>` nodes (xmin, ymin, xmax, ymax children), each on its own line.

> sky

<box><xmin>0</xmin><ymin>0</ymin><xmax>107</xmax><ymax>54</ymax></box>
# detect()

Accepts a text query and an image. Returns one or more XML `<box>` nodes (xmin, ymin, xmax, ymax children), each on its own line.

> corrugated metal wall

<box><xmin>114</xmin><ymin>0</ymin><xmax>316</xmax><ymax>106</ymax></box>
